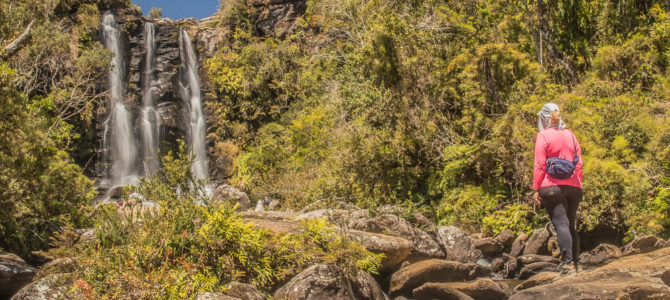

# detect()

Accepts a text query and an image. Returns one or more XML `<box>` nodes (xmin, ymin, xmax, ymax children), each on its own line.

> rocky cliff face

<box><xmin>246</xmin><ymin>0</ymin><xmax>307</xmax><ymax>36</ymax></box>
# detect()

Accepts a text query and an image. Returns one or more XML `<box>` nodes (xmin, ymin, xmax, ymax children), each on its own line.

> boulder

<box><xmin>491</xmin><ymin>257</ymin><xmax>505</xmax><ymax>273</ymax></box>
<box><xmin>494</xmin><ymin>229</ymin><xmax>516</xmax><ymax>248</ymax></box>
<box><xmin>352</xmin><ymin>270</ymin><xmax>387</xmax><ymax>300</ymax></box>
<box><xmin>413</xmin><ymin>278</ymin><xmax>507</xmax><ymax>300</ymax></box>
<box><xmin>195</xmin><ymin>293</ymin><xmax>240</xmax><ymax>300</ymax></box>
<box><xmin>436</xmin><ymin>226</ymin><xmax>482</xmax><ymax>263</ymax></box>
<box><xmin>0</xmin><ymin>251</ymin><xmax>37</xmax><ymax>297</ymax></box>
<box><xmin>510</xmin><ymin>247</ymin><xmax>670</xmax><ymax>299</ymax></box>
<box><xmin>517</xmin><ymin>254</ymin><xmax>559</xmax><ymax>266</ymax></box>
<box><xmin>518</xmin><ymin>262</ymin><xmax>558</xmax><ymax>280</ymax></box>
<box><xmin>10</xmin><ymin>274</ymin><xmax>67</xmax><ymax>300</ymax></box>
<box><xmin>622</xmin><ymin>235</ymin><xmax>670</xmax><ymax>256</ymax></box>
<box><xmin>522</xmin><ymin>228</ymin><xmax>551</xmax><ymax>256</ymax></box>
<box><xmin>504</xmin><ymin>256</ymin><xmax>519</xmax><ymax>279</ymax></box>
<box><xmin>351</xmin><ymin>214</ymin><xmax>445</xmax><ymax>260</ymax></box>
<box><xmin>579</xmin><ymin>243</ymin><xmax>622</xmax><ymax>265</ymax></box>
<box><xmin>347</xmin><ymin>230</ymin><xmax>412</xmax><ymax>273</ymax></box>
<box><xmin>211</xmin><ymin>184</ymin><xmax>250</xmax><ymax>210</ymax></box>
<box><xmin>413</xmin><ymin>213</ymin><xmax>438</xmax><ymax>235</ymax></box>
<box><xmin>273</xmin><ymin>264</ymin><xmax>355</xmax><ymax>300</ymax></box>
<box><xmin>388</xmin><ymin>259</ymin><xmax>491</xmax><ymax>298</ymax></box>
<box><xmin>223</xmin><ymin>282</ymin><xmax>265</xmax><ymax>300</ymax></box>
<box><xmin>296</xmin><ymin>209</ymin><xmax>369</xmax><ymax>227</ymax></box>
<box><xmin>411</xmin><ymin>283</ymin><xmax>473</xmax><ymax>300</ymax></box>
<box><xmin>547</xmin><ymin>236</ymin><xmax>560</xmax><ymax>258</ymax></box>
<box><xmin>241</xmin><ymin>210</ymin><xmax>299</xmax><ymax>221</ymax></box>
<box><xmin>473</xmin><ymin>237</ymin><xmax>504</xmax><ymax>257</ymax></box>
<box><xmin>508</xmin><ymin>233</ymin><xmax>529</xmax><ymax>257</ymax></box>
<box><xmin>512</xmin><ymin>272</ymin><xmax>559</xmax><ymax>292</ymax></box>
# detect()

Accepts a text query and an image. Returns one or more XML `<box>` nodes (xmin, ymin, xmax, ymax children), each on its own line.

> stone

<box><xmin>195</xmin><ymin>293</ymin><xmax>240</xmax><ymax>300</ymax></box>
<box><xmin>195</xmin><ymin>26</ymin><xmax>228</xmax><ymax>58</ymax></box>
<box><xmin>473</xmin><ymin>237</ymin><xmax>504</xmax><ymax>257</ymax></box>
<box><xmin>388</xmin><ymin>259</ymin><xmax>491</xmax><ymax>298</ymax></box>
<box><xmin>513</xmin><ymin>272</ymin><xmax>559</xmax><ymax>292</ymax></box>
<box><xmin>491</xmin><ymin>257</ymin><xmax>505</xmax><ymax>273</ymax></box>
<box><xmin>0</xmin><ymin>251</ymin><xmax>37</xmax><ymax>297</ymax></box>
<box><xmin>522</xmin><ymin>228</ymin><xmax>551</xmax><ymax>256</ymax></box>
<box><xmin>510</xmin><ymin>247</ymin><xmax>670</xmax><ymax>300</ymax></box>
<box><xmin>223</xmin><ymin>282</ymin><xmax>265</xmax><ymax>300</ymax></box>
<box><xmin>518</xmin><ymin>262</ymin><xmax>558</xmax><ymax>280</ymax></box>
<box><xmin>436</xmin><ymin>226</ymin><xmax>482</xmax><ymax>263</ymax></box>
<box><xmin>412</xmin><ymin>283</ymin><xmax>474</xmax><ymax>300</ymax></box>
<box><xmin>211</xmin><ymin>184</ymin><xmax>250</xmax><ymax>210</ymax></box>
<box><xmin>547</xmin><ymin>236</ymin><xmax>560</xmax><ymax>258</ymax></box>
<box><xmin>347</xmin><ymin>230</ymin><xmax>412</xmax><ymax>273</ymax></box>
<box><xmin>413</xmin><ymin>278</ymin><xmax>507</xmax><ymax>300</ymax></box>
<box><xmin>351</xmin><ymin>214</ymin><xmax>445</xmax><ymax>260</ymax></box>
<box><xmin>352</xmin><ymin>270</ymin><xmax>387</xmax><ymax>300</ymax></box>
<box><xmin>274</xmin><ymin>264</ymin><xmax>355</xmax><ymax>300</ymax></box>
<box><xmin>413</xmin><ymin>213</ymin><xmax>438</xmax><ymax>235</ymax></box>
<box><xmin>517</xmin><ymin>254</ymin><xmax>559</xmax><ymax>266</ymax></box>
<box><xmin>494</xmin><ymin>229</ymin><xmax>516</xmax><ymax>248</ymax></box>
<box><xmin>508</xmin><ymin>233</ymin><xmax>529</xmax><ymax>257</ymax></box>
<box><xmin>579</xmin><ymin>243</ymin><xmax>622</xmax><ymax>265</ymax></box>
<box><xmin>504</xmin><ymin>256</ymin><xmax>519</xmax><ymax>279</ymax></box>
<box><xmin>10</xmin><ymin>274</ymin><xmax>67</xmax><ymax>300</ymax></box>
<box><xmin>622</xmin><ymin>235</ymin><xmax>670</xmax><ymax>256</ymax></box>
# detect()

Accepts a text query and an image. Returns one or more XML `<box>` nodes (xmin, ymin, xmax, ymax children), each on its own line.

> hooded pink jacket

<box><xmin>533</xmin><ymin>128</ymin><xmax>583</xmax><ymax>190</ymax></box>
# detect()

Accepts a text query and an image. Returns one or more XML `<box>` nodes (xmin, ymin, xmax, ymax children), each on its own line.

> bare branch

<box><xmin>1</xmin><ymin>20</ymin><xmax>35</xmax><ymax>61</ymax></box>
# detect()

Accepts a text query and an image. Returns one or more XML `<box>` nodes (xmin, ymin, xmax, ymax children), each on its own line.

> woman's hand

<box><xmin>533</xmin><ymin>191</ymin><xmax>542</xmax><ymax>207</ymax></box>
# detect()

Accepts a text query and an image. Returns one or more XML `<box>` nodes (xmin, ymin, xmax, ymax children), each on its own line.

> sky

<box><xmin>132</xmin><ymin>0</ymin><xmax>219</xmax><ymax>20</ymax></box>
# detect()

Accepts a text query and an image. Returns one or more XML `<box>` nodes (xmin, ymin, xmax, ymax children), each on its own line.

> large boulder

<box><xmin>351</xmin><ymin>270</ymin><xmax>387</xmax><ymax>300</ymax></box>
<box><xmin>273</xmin><ymin>264</ymin><xmax>355</xmax><ymax>300</ymax></box>
<box><xmin>436</xmin><ymin>226</ymin><xmax>482</xmax><ymax>263</ymax></box>
<box><xmin>508</xmin><ymin>233</ymin><xmax>529</xmax><ymax>257</ymax></box>
<box><xmin>518</xmin><ymin>262</ymin><xmax>558</xmax><ymax>280</ymax></box>
<box><xmin>195</xmin><ymin>293</ymin><xmax>240</xmax><ymax>300</ymax></box>
<box><xmin>522</xmin><ymin>228</ymin><xmax>551</xmax><ymax>256</ymax></box>
<box><xmin>412</xmin><ymin>278</ymin><xmax>507</xmax><ymax>300</ymax></box>
<box><xmin>411</xmin><ymin>283</ymin><xmax>473</xmax><ymax>300</ymax></box>
<box><xmin>296</xmin><ymin>209</ymin><xmax>370</xmax><ymax>227</ymax></box>
<box><xmin>510</xmin><ymin>246</ymin><xmax>670</xmax><ymax>299</ymax></box>
<box><xmin>0</xmin><ymin>251</ymin><xmax>37</xmax><ymax>298</ymax></box>
<box><xmin>622</xmin><ymin>235</ymin><xmax>670</xmax><ymax>256</ymax></box>
<box><xmin>494</xmin><ymin>229</ymin><xmax>516</xmax><ymax>248</ymax></box>
<box><xmin>388</xmin><ymin>259</ymin><xmax>491</xmax><ymax>298</ymax></box>
<box><xmin>579</xmin><ymin>243</ymin><xmax>622</xmax><ymax>265</ymax></box>
<box><xmin>351</xmin><ymin>214</ymin><xmax>445</xmax><ymax>260</ymax></box>
<box><xmin>10</xmin><ymin>274</ymin><xmax>67</xmax><ymax>300</ymax></box>
<box><xmin>513</xmin><ymin>272</ymin><xmax>559</xmax><ymax>292</ymax></box>
<box><xmin>473</xmin><ymin>237</ymin><xmax>504</xmax><ymax>258</ymax></box>
<box><xmin>222</xmin><ymin>282</ymin><xmax>265</xmax><ymax>300</ymax></box>
<box><xmin>347</xmin><ymin>230</ymin><xmax>412</xmax><ymax>273</ymax></box>
<box><xmin>211</xmin><ymin>184</ymin><xmax>250</xmax><ymax>210</ymax></box>
<box><xmin>517</xmin><ymin>254</ymin><xmax>559</xmax><ymax>266</ymax></box>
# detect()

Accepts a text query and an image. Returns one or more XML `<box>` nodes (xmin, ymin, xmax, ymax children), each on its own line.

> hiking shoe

<box><xmin>556</xmin><ymin>261</ymin><xmax>576</xmax><ymax>275</ymax></box>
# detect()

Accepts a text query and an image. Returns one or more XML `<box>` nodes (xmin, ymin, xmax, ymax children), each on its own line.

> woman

<box><xmin>533</xmin><ymin>103</ymin><xmax>583</xmax><ymax>273</ymax></box>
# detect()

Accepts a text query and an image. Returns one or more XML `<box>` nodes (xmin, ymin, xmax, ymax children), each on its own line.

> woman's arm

<box><xmin>574</xmin><ymin>132</ymin><xmax>583</xmax><ymax>183</ymax></box>
<box><xmin>533</xmin><ymin>132</ymin><xmax>547</xmax><ymax>191</ymax></box>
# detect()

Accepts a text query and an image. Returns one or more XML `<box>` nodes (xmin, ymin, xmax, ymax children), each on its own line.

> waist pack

<box><xmin>545</xmin><ymin>134</ymin><xmax>579</xmax><ymax>179</ymax></box>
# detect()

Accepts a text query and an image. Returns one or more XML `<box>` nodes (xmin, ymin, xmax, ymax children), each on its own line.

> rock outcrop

<box><xmin>211</xmin><ymin>184</ymin><xmax>251</xmax><ymax>210</ymax></box>
<box><xmin>622</xmin><ymin>235</ymin><xmax>670</xmax><ymax>256</ymax></box>
<box><xmin>0</xmin><ymin>251</ymin><xmax>37</xmax><ymax>298</ymax></box>
<box><xmin>510</xmin><ymin>246</ymin><xmax>670</xmax><ymax>299</ymax></box>
<box><xmin>274</xmin><ymin>264</ymin><xmax>355</xmax><ymax>300</ymax></box>
<box><xmin>10</xmin><ymin>274</ymin><xmax>67</xmax><ymax>300</ymax></box>
<box><xmin>388</xmin><ymin>259</ymin><xmax>491</xmax><ymax>298</ymax></box>
<box><xmin>436</xmin><ymin>226</ymin><xmax>482</xmax><ymax>263</ymax></box>
<box><xmin>246</xmin><ymin>0</ymin><xmax>307</xmax><ymax>36</ymax></box>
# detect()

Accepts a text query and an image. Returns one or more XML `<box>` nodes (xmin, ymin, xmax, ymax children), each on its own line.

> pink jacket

<box><xmin>533</xmin><ymin>128</ymin><xmax>583</xmax><ymax>190</ymax></box>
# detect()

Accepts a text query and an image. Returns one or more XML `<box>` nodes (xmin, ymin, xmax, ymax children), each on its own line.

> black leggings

<box><xmin>539</xmin><ymin>185</ymin><xmax>582</xmax><ymax>263</ymax></box>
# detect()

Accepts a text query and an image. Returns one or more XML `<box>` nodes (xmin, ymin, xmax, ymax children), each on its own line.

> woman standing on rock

<box><xmin>532</xmin><ymin>103</ymin><xmax>583</xmax><ymax>273</ymax></box>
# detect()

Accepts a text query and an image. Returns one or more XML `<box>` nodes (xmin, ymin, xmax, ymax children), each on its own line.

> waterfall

<box><xmin>102</xmin><ymin>13</ymin><xmax>139</xmax><ymax>186</ymax></box>
<box><xmin>178</xmin><ymin>29</ymin><xmax>208</xmax><ymax>181</ymax></box>
<box><xmin>140</xmin><ymin>22</ymin><xmax>160</xmax><ymax>175</ymax></box>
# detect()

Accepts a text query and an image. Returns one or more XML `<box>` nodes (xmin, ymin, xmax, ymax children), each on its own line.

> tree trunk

<box><xmin>536</xmin><ymin>0</ymin><xmax>579</xmax><ymax>85</ymax></box>
<box><xmin>1</xmin><ymin>20</ymin><xmax>35</xmax><ymax>61</ymax></box>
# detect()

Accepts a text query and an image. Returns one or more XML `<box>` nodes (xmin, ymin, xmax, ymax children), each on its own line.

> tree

<box><xmin>149</xmin><ymin>7</ymin><xmax>162</xmax><ymax>19</ymax></box>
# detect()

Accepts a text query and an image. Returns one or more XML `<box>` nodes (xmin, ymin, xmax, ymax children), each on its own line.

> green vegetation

<box><xmin>207</xmin><ymin>0</ymin><xmax>670</xmax><ymax>238</ymax></box>
<box><xmin>44</xmin><ymin>145</ymin><xmax>380</xmax><ymax>298</ymax></box>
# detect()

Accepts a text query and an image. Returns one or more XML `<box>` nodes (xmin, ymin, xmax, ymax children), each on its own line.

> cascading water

<box><xmin>178</xmin><ymin>29</ymin><xmax>208</xmax><ymax>181</ymax></box>
<box><xmin>102</xmin><ymin>13</ymin><xmax>140</xmax><ymax>187</ymax></box>
<box><xmin>140</xmin><ymin>22</ymin><xmax>160</xmax><ymax>175</ymax></box>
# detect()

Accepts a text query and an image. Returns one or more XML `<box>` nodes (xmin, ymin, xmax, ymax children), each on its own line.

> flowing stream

<box><xmin>179</xmin><ymin>29</ymin><xmax>208</xmax><ymax>181</ymax></box>
<box><xmin>102</xmin><ymin>13</ymin><xmax>139</xmax><ymax>187</ymax></box>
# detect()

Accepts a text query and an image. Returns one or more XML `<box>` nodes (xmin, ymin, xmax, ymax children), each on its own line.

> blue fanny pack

<box><xmin>545</xmin><ymin>134</ymin><xmax>579</xmax><ymax>180</ymax></box>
